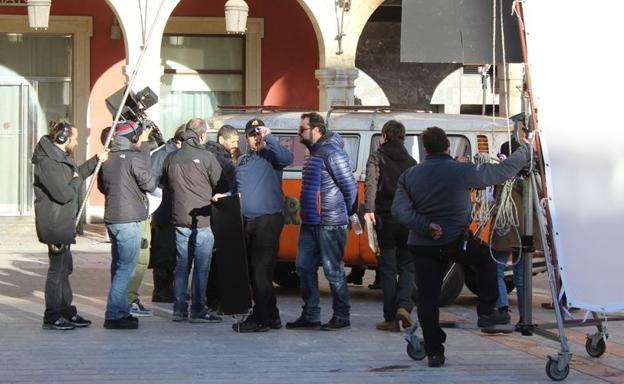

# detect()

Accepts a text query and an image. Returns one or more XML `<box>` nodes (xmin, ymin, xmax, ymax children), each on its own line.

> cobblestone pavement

<box><xmin>1</xmin><ymin>219</ymin><xmax>623</xmax><ymax>383</ymax></box>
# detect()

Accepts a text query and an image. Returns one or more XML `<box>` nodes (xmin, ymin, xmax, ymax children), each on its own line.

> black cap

<box><xmin>245</xmin><ymin>118</ymin><xmax>265</xmax><ymax>135</ymax></box>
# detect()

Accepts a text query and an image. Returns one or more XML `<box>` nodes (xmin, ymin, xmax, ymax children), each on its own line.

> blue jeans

<box><xmin>494</xmin><ymin>250</ymin><xmax>524</xmax><ymax>312</ymax></box>
<box><xmin>296</xmin><ymin>225</ymin><xmax>350</xmax><ymax>321</ymax></box>
<box><xmin>173</xmin><ymin>226</ymin><xmax>214</xmax><ymax>315</ymax></box>
<box><xmin>105</xmin><ymin>222</ymin><xmax>141</xmax><ymax>320</ymax></box>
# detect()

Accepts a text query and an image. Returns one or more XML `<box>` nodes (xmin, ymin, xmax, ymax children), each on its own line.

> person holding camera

<box><xmin>214</xmin><ymin>118</ymin><xmax>293</xmax><ymax>332</ymax></box>
<box><xmin>98</xmin><ymin>120</ymin><xmax>158</xmax><ymax>330</ymax></box>
<box><xmin>391</xmin><ymin>126</ymin><xmax>531</xmax><ymax>367</ymax></box>
<box><xmin>33</xmin><ymin>121</ymin><xmax>109</xmax><ymax>330</ymax></box>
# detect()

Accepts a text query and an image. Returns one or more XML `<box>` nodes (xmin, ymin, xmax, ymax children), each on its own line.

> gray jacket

<box><xmin>98</xmin><ymin>136</ymin><xmax>158</xmax><ymax>224</ymax></box>
<box><xmin>392</xmin><ymin>144</ymin><xmax>531</xmax><ymax>246</ymax></box>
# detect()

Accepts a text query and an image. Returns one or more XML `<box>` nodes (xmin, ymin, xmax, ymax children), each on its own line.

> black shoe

<box><xmin>124</xmin><ymin>314</ymin><xmax>139</xmax><ymax>322</ymax></box>
<box><xmin>68</xmin><ymin>314</ymin><xmax>92</xmax><ymax>328</ymax></box>
<box><xmin>232</xmin><ymin>318</ymin><xmax>270</xmax><ymax>333</ymax></box>
<box><xmin>285</xmin><ymin>317</ymin><xmax>322</xmax><ymax>329</ymax></box>
<box><xmin>478</xmin><ymin>310</ymin><xmax>511</xmax><ymax>328</ymax></box>
<box><xmin>42</xmin><ymin>318</ymin><xmax>76</xmax><ymax>330</ymax></box>
<box><xmin>346</xmin><ymin>273</ymin><xmax>363</xmax><ymax>286</ymax></box>
<box><xmin>269</xmin><ymin>317</ymin><xmax>283</xmax><ymax>330</ymax></box>
<box><xmin>427</xmin><ymin>354</ymin><xmax>446</xmax><ymax>367</ymax></box>
<box><xmin>320</xmin><ymin>317</ymin><xmax>350</xmax><ymax>331</ymax></box>
<box><xmin>104</xmin><ymin>317</ymin><xmax>139</xmax><ymax>329</ymax></box>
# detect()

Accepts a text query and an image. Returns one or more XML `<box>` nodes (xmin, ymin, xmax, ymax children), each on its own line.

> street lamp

<box><xmin>27</xmin><ymin>0</ymin><xmax>51</xmax><ymax>30</ymax></box>
<box><xmin>224</xmin><ymin>0</ymin><xmax>248</xmax><ymax>35</ymax></box>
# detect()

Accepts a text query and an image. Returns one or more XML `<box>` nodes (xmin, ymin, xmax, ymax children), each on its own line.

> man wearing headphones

<box><xmin>32</xmin><ymin>121</ymin><xmax>109</xmax><ymax>330</ymax></box>
<box><xmin>98</xmin><ymin>120</ymin><xmax>157</xmax><ymax>330</ymax></box>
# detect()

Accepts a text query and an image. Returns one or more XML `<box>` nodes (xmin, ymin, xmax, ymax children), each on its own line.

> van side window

<box><xmin>273</xmin><ymin>133</ymin><xmax>360</xmax><ymax>171</ymax></box>
<box><xmin>371</xmin><ymin>134</ymin><xmax>471</xmax><ymax>162</ymax></box>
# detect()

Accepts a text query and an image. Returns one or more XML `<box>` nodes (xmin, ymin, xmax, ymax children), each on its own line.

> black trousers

<box><xmin>245</xmin><ymin>213</ymin><xmax>284</xmax><ymax>325</ymax></box>
<box><xmin>411</xmin><ymin>240</ymin><xmax>498</xmax><ymax>356</ymax></box>
<box><xmin>44</xmin><ymin>245</ymin><xmax>77</xmax><ymax>323</ymax></box>
<box><xmin>376</xmin><ymin>213</ymin><xmax>414</xmax><ymax>320</ymax></box>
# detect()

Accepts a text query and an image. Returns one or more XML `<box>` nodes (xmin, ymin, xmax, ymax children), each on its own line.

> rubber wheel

<box><xmin>273</xmin><ymin>262</ymin><xmax>300</xmax><ymax>289</ymax></box>
<box><xmin>406</xmin><ymin>341</ymin><xmax>426</xmax><ymax>361</ymax></box>
<box><xmin>439</xmin><ymin>263</ymin><xmax>464</xmax><ymax>307</ymax></box>
<box><xmin>545</xmin><ymin>359</ymin><xmax>570</xmax><ymax>381</ymax></box>
<box><xmin>585</xmin><ymin>337</ymin><xmax>606</xmax><ymax>358</ymax></box>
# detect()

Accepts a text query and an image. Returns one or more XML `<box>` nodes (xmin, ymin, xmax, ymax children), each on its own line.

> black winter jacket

<box><xmin>150</xmin><ymin>139</ymin><xmax>179</xmax><ymax>226</ymax></box>
<box><xmin>364</xmin><ymin>139</ymin><xmax>417</xmax><ymax>214</ymax></box>
<box><xmin>205</xmin><ymin>141</ymin><xmax>235</xmax><ymax>194</ymax></box>
<box><xmin>163</xmin><ymin>136</ymin><xmax>222</xmax><ymax>228</ymax></box>
<box><xmin>32</xmin><ymin>136</ymin><xmax>98</xmax><ymax>244</ymax></box>
<box><xmin>97</xmin><ymin>136</ymin><xmax>158</xmax><ymax>224</ymax></box>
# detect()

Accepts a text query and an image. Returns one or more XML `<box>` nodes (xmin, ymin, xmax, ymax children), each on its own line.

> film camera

<box><xmin>105</xmin><ymin>86</ymin><xmax>164</xmax><ymax>145</ymax></box>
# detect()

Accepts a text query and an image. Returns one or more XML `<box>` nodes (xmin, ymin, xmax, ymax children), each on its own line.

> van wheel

<box><xmin>439</xmin><ymin>263</ymin><xmax>464</xmax><ymax>307</ymax></box>
<box><xmin>273</xmin><ymin>262</ymin><xmax>300</xmax><ymax>289</ymax></box>
<box><xmin>464</xmin><ymin>266</ymin><xmax>514</xmax><ymax>295</ymax></box>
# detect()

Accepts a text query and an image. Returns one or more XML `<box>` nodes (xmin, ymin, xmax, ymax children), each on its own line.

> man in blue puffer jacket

<box><xmin>286</xmin><ymin>112</ymin><xmax>358</xmax><ymax>331</ymax></box>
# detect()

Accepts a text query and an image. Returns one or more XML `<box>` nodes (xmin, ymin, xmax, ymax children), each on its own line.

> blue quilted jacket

<box><xmin>300</xmin><ymin>132</ymin><xmax>358</xmax><ymax>226</ymax></box>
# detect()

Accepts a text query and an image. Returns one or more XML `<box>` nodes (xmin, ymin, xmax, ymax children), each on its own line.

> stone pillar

<box><xmin>498</xmin><ymin>63</ymin><xmax>524</xmax><ymax>117</ymax></box>
<box><xmin>315</xmin><ymin>67</ymin><xmax>359</xmax><ymax>111</ymax></box>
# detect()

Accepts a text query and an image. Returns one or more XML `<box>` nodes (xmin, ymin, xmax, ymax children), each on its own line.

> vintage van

<box><xmin>206</xmin><ymin>106</ymin><xmax>546</xmax><ymax>306</ymax></box>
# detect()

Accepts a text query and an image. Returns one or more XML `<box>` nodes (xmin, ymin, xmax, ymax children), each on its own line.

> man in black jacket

<box><xmin>163</xmin><ymin>118</ymin><xmax>222</xmax><ymax>323</ymax></box>
<box><xmin>98</xmin><ymin>120</ymin><xmax>158</xmax><ymax>330</ymax></box>
<box><xmin>392</xmin><ymin>126</ymin><xmax>531</xmax><ymax>367</ymax></box>
<box><xmin>32</xmin><ymin>121</ymin><xmax>108</xmax><ymax>330</ymax></box>
<box><xmin>363</xmin><ymin>120</ymin><xmax>417</xmax><ymax>332</ymax></box>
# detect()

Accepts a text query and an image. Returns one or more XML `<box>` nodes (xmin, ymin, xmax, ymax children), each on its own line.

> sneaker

<box><xmin>269</xmin><ymin>317</ymin><xmax>283</xmax><ymax>330</ymax></box>
<box><xmin>320</xmin><ymin>317</ymin><xmax>350</xmax><ymax>331</ymax></box>
<box><xmin>376</xmin><ymin>319</ymin><xmax>400</xmax><ymax>332</ymax></box>
<box><xmin>189</xmin><ymin>311</ymin><xmax>222</xmax><ymax>323</ymax></box>
<box><xmin>285</xmin><ymin>317</ymin><xmax>322</xmax><ymax>329</ymax></box>
<box><xmin>172</xmin><ymin>311</ymin><xmax>188</xmax><ymax>322</ymax></box>
<box><xmin>130</xmin><ymin>299</ymin><xmax>153</xmax><ymax>317</ymax></box>
<box><xmin>477</xmin><ymin>310</ymin><xmax>511</xmax><ymax>328</ymax></box>
<box><xmin>232</xmin><ymin>318</ymin><xmax>270</xmax><ymax>333</ymax></box>
<box><xmin>427</xmin><ymin>354</ymin><xmax>446</xmax><ymax>368</ymax></box>
<box><xmin>124</xmin><ymin>315</ymin><xmax>138</xmax><ymax>322</ymax></box>
<box><xmin>68</xmin><ymin>314</ymin><xmax>92</xmax><ymax>328</ymax></box>
<box><xmin>396</xmin><ymin>308</ymin><xmax>414</xmax><ymax>328</ymax></box>
<box><xmin>104</xmin><ymin>317</ymin><xmax>139</xmax><ymax>330</ymax></box>
<box><xmin>42</xmin><ymin>318</ymin><xmax>76</xmax><ymax>330</ymax></box>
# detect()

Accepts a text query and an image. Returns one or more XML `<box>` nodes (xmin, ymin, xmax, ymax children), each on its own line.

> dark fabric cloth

<box><xmin>32</xmin><ymin>135</ymin><xmax>98</xmax><ymax>244</ymax></box>
<box><xmin>392</xmin><ymin>144</ymin><xmax>531</xmax><ymax>246</ymax></box>
<box><xmin>234</xmin><ymin>134</ymin><xmax>293</xmax><ymax>221</ymax></box>
<box><xmin>244</xmin><ymin>213</ymin><xmax>284</xmax><ymax>325</ymax></box>
<box><xmin>300</xmin><ymin>132</ymin><xmax>358</xmax><ymax>226</ymax></box>
<box><xmin>97</xmin><ymin>137</ymin><xmax>158</xmax><ymax>224</ymax></box>
<box><xmin>151</xmin><ymin>140</ymin><xmax>179</xmax><ymax>226</ymax></box>
<box><xmin>376</xmin><ymin>213</ymin><xmax>414</xmax><ymax>320</ymax></box>
<box><xmin>410</xmin><ymin>240</ymin><xmax>498</xmax><ymax>356</ymax></box>
<box><xmin>364</xmin><ymin>140</ymin><xmax>417</xmax><ymax>214</ymax></box>
<box><xmin>205</xmin><ymin>141</ymin><xmax>236</xmax><ymax>194</ymax></box>
<box><xmin>163</xmin><ymin>138</ymin><xmax>222</xmax><ymax>228</ymax></box>
<box><xmin>43</xmin><ymin>245</ymin><xmax>78</xmax><ymax>323</ymax></box>
<box><xmin>149</xmin><ymin>223</ymin><xmax>176</xmax><ymax>270</ymax></box>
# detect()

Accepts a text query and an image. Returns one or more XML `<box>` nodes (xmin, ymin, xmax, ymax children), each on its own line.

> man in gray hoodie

<box><xmin>392</xmin><ymin>126</ymin><xmax>531</xmax><ymax>367</ymax></box>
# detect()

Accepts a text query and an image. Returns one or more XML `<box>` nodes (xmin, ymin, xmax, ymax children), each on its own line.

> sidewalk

<box><xmin>0</xmin><ymin>221</ymin><xmax>623</xmax><ymax>383</ymax></box>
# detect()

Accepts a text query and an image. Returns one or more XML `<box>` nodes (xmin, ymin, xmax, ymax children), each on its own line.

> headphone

<box><xmin>51</xmin><ymin>121</ymin><xmax>73</xmax><ymax>144</ymax></box>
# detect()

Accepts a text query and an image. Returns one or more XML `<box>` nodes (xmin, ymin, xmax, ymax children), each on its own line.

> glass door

<box><xmin>0</xmin><ymin>80</ymin><xmax>35</xmax><ymax>215</ymax></box>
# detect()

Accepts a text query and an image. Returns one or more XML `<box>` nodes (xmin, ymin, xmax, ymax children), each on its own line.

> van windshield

<box><xmin>371</xmin><ymin>134</ymin><xmax>471</xmax><ymax>162</ymax></box>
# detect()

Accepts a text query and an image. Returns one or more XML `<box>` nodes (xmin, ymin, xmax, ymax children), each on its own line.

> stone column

<box><xmin>315</xmin><ymin>67</ymin><xmax>359</xmax><ymax>111</ymax></box>
<box><xmin>498</xmin><ymin>63</ymin><xmax>524</xmax><ymax>117</ymax></box>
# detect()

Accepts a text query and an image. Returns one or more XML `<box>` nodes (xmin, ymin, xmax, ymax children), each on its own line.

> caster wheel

<box><xmin>585</xmin><ymin>337</ymin><xmax>606</xmax><ymax>358</ymax></box>
<box><xmin>406</xmin><ymin>340</ymin><xmax>426</xmax><ymax>361</ymax></box>
<box><xmin>546</xmin><ymin>359</ymin><xmax>570</xmax><ymax>381</ymax></box>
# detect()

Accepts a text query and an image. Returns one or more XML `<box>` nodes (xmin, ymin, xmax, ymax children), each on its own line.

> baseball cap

<box><xmin>245</xmin><ymin>118</ymin><xmax>265</xmax><ymax>135</ymax></box>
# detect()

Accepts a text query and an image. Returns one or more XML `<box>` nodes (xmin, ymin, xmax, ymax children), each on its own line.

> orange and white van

<box><xmin>207</xmin><ymin>106</ymin><xmax>545</xmax><ymax>305</ymax></box>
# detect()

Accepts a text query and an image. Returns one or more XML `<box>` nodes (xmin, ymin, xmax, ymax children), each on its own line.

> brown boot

<box><xmin>396</xmin><ymin>307</ymin><xmax>414</xmax><ymax>328</ymax></box>
<box><xmin>376</xmin><ymin>319</ymin><xmax>400</xmax><ymax>332</ymax></box>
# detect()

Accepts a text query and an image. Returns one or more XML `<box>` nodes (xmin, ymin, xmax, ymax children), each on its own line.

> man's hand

<box><xmin>363</xmin><ymin>212</ymin><xmax>376</xmax><ymax>226</ymax></box>
<box><xmin>259</xmin><ymin>126</ymin><xmax>271</xmax><ymax>138</ymax></box>
<box><xmin>429</xmin><ymin>222</ymin><xmax>443</xmax><ymax>240</ymax></box>
<box><xmin>138</xmin><ymin>127</ymin><xmax>152</xmax><ymax>144</ymax></box>
<box><xmin>211</xmin><ymin>193</ymin><xmax>228</xmax><ymax>202</ymax></box>
<box><xmin>516</xmin><ymin>123</ymin><xmax>529</xmax><ymax>145</ymax></box>
<box><xmin>98</xmin><ymin>148</ymin><xmax>110</xmax><ymax>162</ymax></box>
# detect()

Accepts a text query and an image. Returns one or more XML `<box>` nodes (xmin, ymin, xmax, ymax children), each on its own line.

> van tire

<box><xmin>273</xmin><ymin>262</ymin><xmax>300</xmax><ymax>289</ymax></box>
<box><xmin>439</xmin><ymin>263</ymin><xmax>464</xmax><ymax>307</ymax></box>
